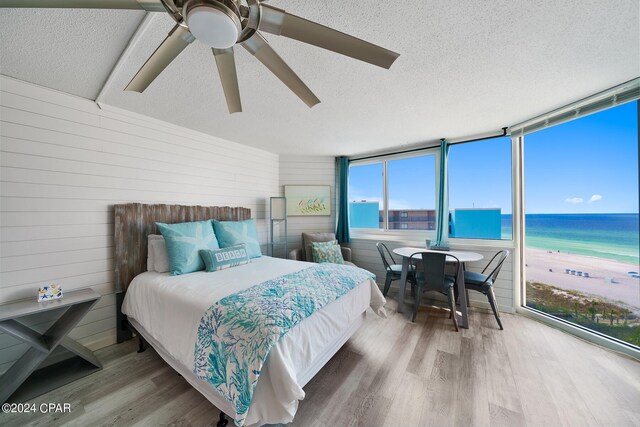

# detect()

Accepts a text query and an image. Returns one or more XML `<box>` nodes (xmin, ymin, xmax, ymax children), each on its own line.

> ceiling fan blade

<box><xmin>242</xmin><ymin>32</ymin><xmax>320</xmax><ymax>108</ymax></box>
<box><xmin>125</xmin><ymin>24</ymin><xmax>195</xmax><ymax>93</ymax></box>
<box><xmin>212</xmin><ymin>48</ymin><xmax>242</xmax><ymax>114</ymax></box>
<box><xmin>259</xmin><ymin>4</ymin><xmax>399</xmax><ymax>69</ymax></box>
<box><xmin>0</xmin><ymin>0</ymin><xmax>165</xmax><ymax>11</ymax></box>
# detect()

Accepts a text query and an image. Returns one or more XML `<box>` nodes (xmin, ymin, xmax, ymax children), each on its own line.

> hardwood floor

<box><xmin>2</xmin><ymin>300</ymin><xmax>639</xmax><ymax>427</ymax></box>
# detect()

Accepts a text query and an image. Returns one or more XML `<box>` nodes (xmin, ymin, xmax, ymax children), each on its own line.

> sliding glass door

<box><xmin>523</xmin><ymin>101</ymin><xmax>639</xmax><ymax>348</ymax></box>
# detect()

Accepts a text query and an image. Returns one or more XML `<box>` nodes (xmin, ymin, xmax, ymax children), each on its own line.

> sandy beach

<box><xmin>526</xmin><ymin>247</ymin><xmax>640</xmax><ymax>310</ymax></box>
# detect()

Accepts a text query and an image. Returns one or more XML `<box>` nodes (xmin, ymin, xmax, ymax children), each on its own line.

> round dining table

<box><xmin>392</xmin><ymin>247</ymin><xmax>484</xmax><ymax>329</ymax></box>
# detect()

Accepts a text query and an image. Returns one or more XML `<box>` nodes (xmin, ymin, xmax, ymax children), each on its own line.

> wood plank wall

<box><xmin>0</xmin><ymin>76</ymin><xmax>279</xmax><ymax>374</ymax></box>
<box><xmin>279</xmin><ymin>156</ymin><xmax>336</xmax><ymax>254</ymax></box>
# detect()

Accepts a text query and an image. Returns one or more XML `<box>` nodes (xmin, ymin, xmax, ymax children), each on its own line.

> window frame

<box><xmin>348</xmin><ymin>145</ymin><xmax>515</xmax><ymax>245</ymax></box>
<box><xmin>446</xmin><ymin>136</ymin><xmax>514</xmax><ymax>241</ymax></box>
<box><xmin>513</xmin><ymin>92</ymin><xmax>640</xmax><ymax>360</ymax></box>
<box><xmin>348</xmin><ymin>148</ymin><xmax>440</xmax><ymax>235</ymax></box>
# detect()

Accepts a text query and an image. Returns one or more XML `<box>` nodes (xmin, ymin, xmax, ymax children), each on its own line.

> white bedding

<box><xmin>122</xmin><ymin>256</ymin><xmax>386</xmax><ymax>426</ymax></box>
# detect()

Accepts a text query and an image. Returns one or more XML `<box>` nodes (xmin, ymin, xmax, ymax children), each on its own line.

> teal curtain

<box><xmin>435</xmin><ymin>139</ymin><xmax>449</xmax><ymax>246</ymax></box>
<box><xmin>335</xmin><ymin>156</ymin><xmax>351</xmax><ymax>243</ymax></box>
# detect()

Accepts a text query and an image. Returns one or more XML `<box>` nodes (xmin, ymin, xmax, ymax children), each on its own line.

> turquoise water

<box><xmin>509</xmin><ymin>214</ymin><xmax>639</xmax><ymax>265</ymax></box>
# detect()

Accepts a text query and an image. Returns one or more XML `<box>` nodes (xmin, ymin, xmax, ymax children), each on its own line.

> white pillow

<box><xmin>147</xmin><ymin>234</ymin><xmax>170</xmax><ymax>273</ymax></box>
<box><xmin>147</xmin><ymin>235</ymin><xmax>159</xmax><ymax>271</ymax></box>
<box><xmin>152</xmin><ymin>238</ymin><xmax>170</xmax><ymax>273</ymax></box>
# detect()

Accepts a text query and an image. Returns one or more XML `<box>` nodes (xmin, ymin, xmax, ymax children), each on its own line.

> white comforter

<box><xmin>122</xmin><ymin>256</ymin><xmax>386</xmax><ymax>426</ymax></box>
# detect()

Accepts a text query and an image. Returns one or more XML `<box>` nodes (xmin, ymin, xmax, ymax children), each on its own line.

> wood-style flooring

<box><xmin>2</xmin><ymin>300</ymin><xmax>639</xmax><ymax>427</ymax></box>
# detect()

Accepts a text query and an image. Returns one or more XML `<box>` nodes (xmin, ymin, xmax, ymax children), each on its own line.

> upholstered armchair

<box><xmin>288</xmin><ymin>232</ymin><xmax>355</xmax><ymax>266</ymax></box>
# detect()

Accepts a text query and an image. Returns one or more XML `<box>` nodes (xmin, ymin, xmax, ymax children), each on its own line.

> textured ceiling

<box><xmin>1</xmin><ymin>1</ymin><xmax>638</xmax><ymax>156</ymax></box>
<box><xmin>0</xmin><ymin>8</ymin><xmax>145</xmax><ymax>99</ymax></box>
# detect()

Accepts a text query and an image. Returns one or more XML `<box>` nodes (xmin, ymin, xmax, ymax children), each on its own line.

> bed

<box><xmin>114</xmin><ymin>203</ymin><xmax>386</xmax><ymax>427</ymax></box>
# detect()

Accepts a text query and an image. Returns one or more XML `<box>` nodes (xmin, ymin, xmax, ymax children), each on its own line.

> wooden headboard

<box><xmin>114</xmin><ymin>203</ymin><xmax>252</xmax><ymax>293</ymax></box>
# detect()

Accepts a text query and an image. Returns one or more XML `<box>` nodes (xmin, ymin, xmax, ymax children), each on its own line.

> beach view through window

<box><xmin>524</xmin><ymin>101</ymin><xmax>639</xmax><ymax>347</ymax></box>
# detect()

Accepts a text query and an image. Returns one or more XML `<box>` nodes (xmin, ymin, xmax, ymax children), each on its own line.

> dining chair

<box><xmin>463</xmin><ymin>250</ymin><xmax>509</xmax><ymax>330</ymax></box>
<box><xmin>376</xmin><ymin>242</ymin><xmax>416</xmax><ymax>297</ymax></box>
<box><xmin>408</xmin><ymin>251</ymin><xmax>460</xmax><ymax>331</ymax></box>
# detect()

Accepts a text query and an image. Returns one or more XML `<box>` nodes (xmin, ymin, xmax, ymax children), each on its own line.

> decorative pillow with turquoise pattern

<box><xmin>199</xmin><ymin>244</ymin><xmax>250</xmax><ymax>272</ymax></box>
<box><xmin>156</xmin><ymin>220</ymin><xmax>220</xmax><ymax>275</ymax></box>
<box><xmin>311</xmin><ymin>240</ymin><xmax>344</xmax><ymax>264</ymax></box>
<box><xmin>213</xmin><ymin>219</ymin><xmax>262</xmax><ymax>259</ymax></box>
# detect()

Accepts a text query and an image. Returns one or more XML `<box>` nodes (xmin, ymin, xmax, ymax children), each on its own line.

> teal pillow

<box><xmin>199</xmin><ymin>244</ymin><xmax>250</xmax><ymax>272</ymax></box>
<box><xmin>311</xmin><ymin>241</ymin><xmax>344</xmax><ymax>264</ymax></box>
<box><xmin>213</xmin><ymin>219</ymin><xmax>262</xmax><ymax>259</ymax></box>
<box><xmin>156</xmin><ymin>220</ymin><xmax>219</xmax><ymax>275</ymax></box>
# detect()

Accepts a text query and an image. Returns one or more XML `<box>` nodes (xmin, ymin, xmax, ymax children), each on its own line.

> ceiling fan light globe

<box><xmin>186</xmin><ymin>5</ymin><xmax>239</xmax><ymax>49</ymax></box>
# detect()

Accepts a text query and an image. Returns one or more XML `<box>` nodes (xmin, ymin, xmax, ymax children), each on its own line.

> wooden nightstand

<box><xmin>0</xmin><ymin>288</ymin><xmax>103</xmax><ymax>403</ymax></box>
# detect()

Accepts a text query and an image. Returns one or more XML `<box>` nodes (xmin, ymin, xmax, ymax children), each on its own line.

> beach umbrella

<box><xmin>627</xmin><ymin>271</ymin><xmax>638</xmax><ymax>275</ymax></box>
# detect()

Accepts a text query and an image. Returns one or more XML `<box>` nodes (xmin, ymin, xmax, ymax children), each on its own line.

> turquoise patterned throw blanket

<box><xmin>193</xmin><ymin>264</ymin><xmax>375</xmax><ymax>426</ymax></box>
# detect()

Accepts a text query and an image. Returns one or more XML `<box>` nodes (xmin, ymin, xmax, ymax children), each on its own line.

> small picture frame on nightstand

<box><xmin>38</xmin><ymin>284</ymin><xmax>63</xmax><ymax>302</ymax></box>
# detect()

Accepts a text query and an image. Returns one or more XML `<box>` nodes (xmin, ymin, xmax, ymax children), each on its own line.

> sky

<box><xmin>525</xmin><ymin>100</ymin><xmax>638</xmax><ymax>214</ymax></box>
<box><xmin>349</xmin><ymin>101</ymin><xmax>638</xmax><ymax>215</ymax></box>
<box><xmin>349</xmin><ymin>156</ymin><xmax>437</xmax><ymax>210</ymax></box>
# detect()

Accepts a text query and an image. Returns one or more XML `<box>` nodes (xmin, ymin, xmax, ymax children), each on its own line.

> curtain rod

<box><xmin>350</xmin><ymin>127</ymin><xmax>508</xmax><ymax>162</ymax></box>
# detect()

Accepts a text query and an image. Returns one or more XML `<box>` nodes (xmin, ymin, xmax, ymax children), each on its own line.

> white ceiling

<box><xmin>0</xmin><ymin>8</ymin><xmax>146</xmax><ymax>99</ymax></box>
<box><xmin>1</xmin><ymin>1</ymin><xmax>638</xmax><ymax>156</ymax></box>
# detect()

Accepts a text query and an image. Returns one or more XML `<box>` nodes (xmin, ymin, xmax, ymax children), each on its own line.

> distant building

<box><xmin>349</xmin><ymin>201</ymin><xmax>380</xmax><ymax>228</ymax></box>
<box><xmin>386</xmin><ymin>209</ymin><xmax>437</xmax><ymax>230</ymax></box>
<box><xmin>350</xmin><ymin>202</ymin><xmax>501</xmax><ymax>238</ymax></box>
<box><xmin>349</xmin><ymin>202</ymin><xmax>436</xmax><ymax>230</ymax></box>
<box><xmin>449</xmin><ymin>208</ymin><xmax>502</xmax><ymax>239</ymax></box>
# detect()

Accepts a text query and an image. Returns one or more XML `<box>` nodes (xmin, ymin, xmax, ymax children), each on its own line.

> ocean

<box><xmin>502</xmin><ymin>214</ymin><xmax>639</xmax><ymax>265</ymax></box>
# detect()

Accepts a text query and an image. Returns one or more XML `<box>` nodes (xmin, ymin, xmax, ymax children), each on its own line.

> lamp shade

<box><xmin>271</xmin><ymin>197</ymin><xmax>286</xmax><ymax>220</ymax></box>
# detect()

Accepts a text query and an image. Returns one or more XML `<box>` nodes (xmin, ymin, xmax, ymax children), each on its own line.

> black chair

<box><xmin>464</xmin><ymin>250</ymin><xmax>509</xmax><ymax>330</ymax></box>
<box><xmin>409</xmin><ymin>251</ymin><xmax>460</xmax><ymax>331</ymax></box>
<box><xmin>376</xmin><ymin>242</ymin><xmax>415</xmax><ymax>297</ymax></box>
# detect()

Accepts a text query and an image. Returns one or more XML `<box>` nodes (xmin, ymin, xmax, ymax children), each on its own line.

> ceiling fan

<box><xmin>1</xmin><ymin>0</ymin><xmax>400</xmax><ymax>113</ymax></box>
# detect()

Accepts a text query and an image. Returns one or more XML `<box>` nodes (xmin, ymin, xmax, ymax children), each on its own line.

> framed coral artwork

<box><xmin>284</xmin><ymin>185</ymin><xmax>331</xmax><ymax>216</ymax></box>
